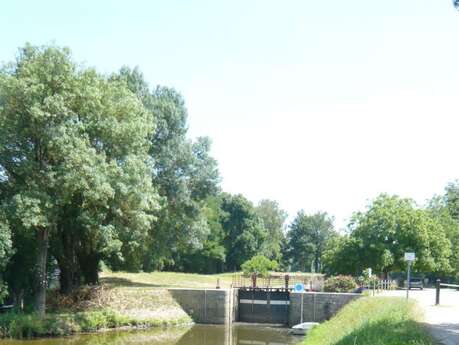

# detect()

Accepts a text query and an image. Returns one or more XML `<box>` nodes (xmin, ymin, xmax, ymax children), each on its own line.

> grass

<box><xmin>303</xmin><ymin>297</ymin><xmax>437</xmax><ymax>345</ymax></box>
<box><xmin>0</xmin><ymin>309</ymin><xmax>192</xmax><ymax>339</ymax></box>
<box><xmin>0</xmin><ymin>271</ymin><xmax>229</xmax><ymax>339</ymax></box>
<box><xmin>100</xmin><ymin>270</ymin><xmax>235</xmax><ymax>289</ymax></box>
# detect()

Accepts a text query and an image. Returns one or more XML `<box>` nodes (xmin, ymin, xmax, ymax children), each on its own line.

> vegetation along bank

<box><xmin>302</xmin><ymin>297</ymin><xmax>435</xmax><ymax>345</ymax></box>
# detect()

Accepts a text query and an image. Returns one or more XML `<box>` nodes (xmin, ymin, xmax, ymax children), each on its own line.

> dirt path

<box><xmin>381</xmin><ymin>289</ymin><xmax>459</xmax><ymax>345</ymax></box>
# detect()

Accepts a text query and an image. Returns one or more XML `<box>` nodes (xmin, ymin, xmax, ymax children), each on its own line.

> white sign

<box><xmin>404</xmin><ymin>252</ymin><xmax>415</xmax><ymax>261</ymax></box>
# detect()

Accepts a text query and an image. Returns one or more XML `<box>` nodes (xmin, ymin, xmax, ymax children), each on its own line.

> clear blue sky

<box><xmin>2</xmin><ymin>0</ymin><xmax>459</xmax><ymax>228</ymax></box>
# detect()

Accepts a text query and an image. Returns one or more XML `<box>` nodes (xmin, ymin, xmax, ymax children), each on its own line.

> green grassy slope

<box><xmin>303</xmin><ymin>297</ymin><xmax>436</xmax><ymax>345</ymax></box>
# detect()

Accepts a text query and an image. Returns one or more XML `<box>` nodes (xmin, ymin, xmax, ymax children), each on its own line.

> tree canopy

<box><xmin>0</xmin><ymin>45</ymin><xmax>158</xmax><ymax>312</ymax></box>
<box><xmin>2</xmin><ymin>44</ymin><xmax>459</xmax><ymax>314</ymax></box>
<box><xmin>327</xmin><ymin>195</ymin><xmax>452</xmax><ymax>276</ymax></box>
<box><xmin>285</xmin><ymin>211</ymin><xmax>335</xmax><ymax>272</ymax></box>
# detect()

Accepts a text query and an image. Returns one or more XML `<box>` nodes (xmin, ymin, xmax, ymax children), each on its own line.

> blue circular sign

<box><xmin>294</xmin><ymin>283</ymin><xmax>305</xmax><ymax>293</ymax></box>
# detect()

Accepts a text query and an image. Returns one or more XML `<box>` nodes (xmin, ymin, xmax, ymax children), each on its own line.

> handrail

<box><xmin>439</xmin><ymin>283</ymin><xmax>459</xmax><ymax>288</ymax></box>
<box><xmin>436</xmin><ymin>279</ymin><xmax>459</xmax><ymax>305</ymax></box>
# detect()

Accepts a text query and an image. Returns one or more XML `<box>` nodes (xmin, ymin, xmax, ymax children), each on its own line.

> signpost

<box><xmin>404</xmin><ymin>252</ymin><xmax>415</xmax><ymax>299</ymax></box>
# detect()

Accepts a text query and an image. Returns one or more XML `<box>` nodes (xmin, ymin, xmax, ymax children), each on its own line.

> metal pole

<box><xmin>406</xmin><ymin>261</ymin><xmax>411</xmax><ymax>300</ymax></box>
<box><xmin>436</xmin><ymin>279</ymin><xmax>441</xmax><ymax>305</ymax></box>
<box><xmin>300</xmin><ymin>292</ymin><xmax>304</xmax><ymax>324</ymax></box>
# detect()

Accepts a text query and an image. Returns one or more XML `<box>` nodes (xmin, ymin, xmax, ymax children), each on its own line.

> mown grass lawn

<box><xmin>100</xmin><ymin>270</ymin><xmax>235</xmax><ymax>289</ymax></box>
<box><xmin>303</xmin><ymin>297</ymin><xmax>436</xmax><ymax>345</ymax></box>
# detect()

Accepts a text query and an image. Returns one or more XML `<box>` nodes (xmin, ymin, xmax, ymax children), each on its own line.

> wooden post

<box><xmin>436</xmin><ymin>279</ymin><xmax>441</xmax><ymax>306</ymax></box>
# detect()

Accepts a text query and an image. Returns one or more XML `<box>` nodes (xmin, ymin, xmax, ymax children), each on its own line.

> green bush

<box><xmin>324</xmin><ymin>275</ymin><xmax>357</xmax><ymax>293</ymax></box>
<box><xmin>303</xmin><ymin>297</ymin><xmax>435</xmax><ymax>345</ymax></box>
<box><xmin>241</xmin><ymin>255</ymin><xmax>278</xmax><ymax>277</ymax></box>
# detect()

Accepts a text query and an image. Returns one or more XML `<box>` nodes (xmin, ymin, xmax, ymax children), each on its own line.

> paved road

<box><xmin>381</xmin><ymin>288</ymin><xmax>459</xmax><ymax>345</ymax></box>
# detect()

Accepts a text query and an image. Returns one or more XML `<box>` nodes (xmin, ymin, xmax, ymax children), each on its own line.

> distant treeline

<box><xmin>0</xmin><ymin>45</ymin><xmax>458</xmax><ymax>315</ymax></box>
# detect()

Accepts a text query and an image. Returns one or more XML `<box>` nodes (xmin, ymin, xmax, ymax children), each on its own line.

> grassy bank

<box><xmin>0</xmin><ymin>271</ymin><xmax>228</xmax><ymax>339</ymax></box>
<box><xmin>0</xmin><ymin>309</ymin><xmax>191</xmax><ymax>339</ymax></box>
<box><xmin>303</xmin><ymin>297</ymin><xmax>436</xmax><ymax>345</ymax></box>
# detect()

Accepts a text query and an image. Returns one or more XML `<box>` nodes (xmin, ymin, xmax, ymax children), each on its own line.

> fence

<box><xmin>435</xmin><ymin>279</ymin><xmax>459</xmax><ymax>305</ymax></box>
<box><xmin>232</xmin><ymin>273</ymin><xmax>324</xmax><ymax>291</ymax></box>
<box><xmin>363</xmin><ymin>279</ymin><xmax>397</xmax><ymax>295</ymax></box>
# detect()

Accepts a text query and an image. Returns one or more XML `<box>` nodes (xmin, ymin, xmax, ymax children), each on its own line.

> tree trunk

<box><xmin>57</xmin><ymin>228</ymin><xmax>80</xmax><ymax>294</ymax></box>
<box><xmin>34</xmin><ymin>228</ymin><xmax>48</xmax><ymax>316</ymax></box>
<box><xmin>79</xmin><ymin>251</ymin><xmax>100</xmax><ymax>285</ymax></box>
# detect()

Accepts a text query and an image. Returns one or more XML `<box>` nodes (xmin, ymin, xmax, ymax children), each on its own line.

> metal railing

<box><xmin>435</xmin><ymin>279</ymin><xmax>459</xmax><ymax>305</ymax></box>
<box><xmin>232</xmin><ymin>273</ymin><xmax>324</xmax><ymax>291</ymax></box>
<box><xmin>363</xmin><ymin>279</ymin><xmax>397</xmax><ymax>296</ymax></box>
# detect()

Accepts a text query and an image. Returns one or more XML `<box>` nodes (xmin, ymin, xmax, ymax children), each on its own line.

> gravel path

<box><xmin>381</xmin><ymin>289</ymin><xmax>459</xmax><ymax>345</ymax></box>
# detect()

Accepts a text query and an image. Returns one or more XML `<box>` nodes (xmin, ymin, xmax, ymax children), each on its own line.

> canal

<box><xmin>0</xmin><ymin>324</ymin><xmax>304</xmax><ymax>345</ymax></box>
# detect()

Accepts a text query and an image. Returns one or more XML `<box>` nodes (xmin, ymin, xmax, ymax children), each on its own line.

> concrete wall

<box><xmin>170</xmin><ymin>288</ymin><xmax>361</xmax><ymax>326</ymax></box>
<box><xmin>169</xmin><ymin>288</ymin><xmax>231</xmax><ymax>324</ymax></box>
<box><xmin>289</xmin><ymin>292</ymin><xmax>361</xmax><ymax>326</ymax></box>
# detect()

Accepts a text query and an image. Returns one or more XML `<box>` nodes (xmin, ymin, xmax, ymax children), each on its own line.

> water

<box><xmin>0</xmin><ymin>324</ymin><xmax>304</xmax><ymax>345</ymax></box>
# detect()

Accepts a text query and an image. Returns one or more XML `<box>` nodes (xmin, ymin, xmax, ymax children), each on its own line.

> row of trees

<box><xmin>0</xmin><ymin>45</ymin><xmax>222</xmax><ymax>314</ymax></box>
<box><xmin>1</xmin><ymin>44</ymin><xmax>458</xmax><ymax>315</ymax></box>
<box><xmin>0</xmin><ymin>45</ymin><xmax>290</xmax><ymax>314</ymax></box>
<box><xmin>323</xmin><ymin>188</ymin><xmax>459</xmax><ymax>279</ymax></box>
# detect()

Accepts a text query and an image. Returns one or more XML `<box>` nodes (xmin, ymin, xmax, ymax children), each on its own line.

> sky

<box><xmin>1</xmin><ymin>0</ymin><xmax>459</xmax><ymax>229</ymax></box>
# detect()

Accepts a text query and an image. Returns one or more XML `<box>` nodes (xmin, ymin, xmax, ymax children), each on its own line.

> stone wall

<box><xmin>288</xmin><ymin>292</ymin><xmax>361</xmax><ymax>326</ymax></box>
<box><xmin>169</xmin><ymin>288</ymin><xmax>231</xmax><ymax>324</ymax></box>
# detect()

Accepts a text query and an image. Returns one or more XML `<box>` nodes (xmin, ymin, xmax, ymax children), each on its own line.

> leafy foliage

<box><xmin>220</xmin><ymin>194</ymin><xmax>268</xmax><ymax>270</ymax></box>
<box><xmin>323</xmin><ymin>275</ymin><xmax>357</xmax><ymax>293</ymax></box>
<box><xmin>116</xmin><ymin>67</ymin><xmax>220</xmax><ymax>272</ymax></box>
<box><xmin>256</xmin><ymin>199</ymin><xmax>287</xmax><ymax>262</ymax></box>
<box><xmin>0</xmin><ymin>45</ymin><xmax>158</xmax><ymax>310</ymax></box>
<box><xmin>286</xmin><ymin>211</ymin><xmax>335</xmax><ymax>272</ymax></box>
<box><xmin>241</xmin><ymin>255</ymin><xmax>279</xmax><ymax>277</ymax></box>
<box><xmin>0</xmin><ymin>215</ymin><xmax>12</xmax><ymax>302</ymax></box>
<box><xmin>346</xmin><ymin>195</ymin><xmax>452</xmax><ymax>275</ymax></box>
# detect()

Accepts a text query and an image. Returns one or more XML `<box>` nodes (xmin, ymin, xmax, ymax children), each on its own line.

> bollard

<box><xmin>436</xmin><ymin>279</ymin><xmax>441</xmax><ymax>305</ymax></box>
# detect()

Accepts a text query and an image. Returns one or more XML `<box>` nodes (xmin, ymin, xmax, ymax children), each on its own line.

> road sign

<box><xmin>404</xmin><ymin>252</ymin><xmax>415</xmax><ymax>262</ymax></box>
<box><xmin>294</xmin><ymin>283</ymin><xmax>305</xmax><ymax>293</ymax></box>
<box><xmin>404</xmin><ymin>252</ymin><xmax>415</xmax><ymax>300</ymax></box>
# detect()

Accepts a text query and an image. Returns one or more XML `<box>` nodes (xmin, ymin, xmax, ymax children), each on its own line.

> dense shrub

<box><xmin>241</xmin><ymin>255</ymin><xmax>278</xmax><ymax>277</ymax></box>
<box><xmin>323</xmin><ymin>275</ymin><xmax>357</xmax><ymax>293</ymax></box>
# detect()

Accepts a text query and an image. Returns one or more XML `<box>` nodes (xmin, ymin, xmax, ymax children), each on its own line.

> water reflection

<box><xmin>0</xmin><ymin>324</ymin><xmax>303</xmax><ymax>345</ymax></box>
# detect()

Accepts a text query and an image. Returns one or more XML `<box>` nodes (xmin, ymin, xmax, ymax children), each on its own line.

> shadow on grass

<box><xmin>100</xmin><ymin>277</ymin><xmax>163</xmax><ymax>288</ymax></box>
<box><xmin>331</xmin><ymin>319</ymin><xmax>435</xmax><ymax>345</ymax></box>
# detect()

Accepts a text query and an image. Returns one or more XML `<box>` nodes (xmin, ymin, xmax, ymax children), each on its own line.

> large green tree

<box><xmin>0</xmin><ymin>214</ymin><xmax>12</xmax><ymax>303</ymax></box>
<box><xmin>116</xmin><ymin>67</ymin><xmax>220</xmax><ymax>272</ymax></box>
<box><xmin>255</xmin><ymin>199</ymin><xmax>287</xmax><ymax>262</ymax></box>
<box><xmin>220</xmin><ymin>194</ymin><xmax>267</xmax><ymax>270</ymax></box>
<box><xmin>345</xmin><ymin>194</ymin><xmax>452</xmax><ymax>276</ymax></box>
<box><xmin>0</xmin><ymin>45</ymin><xmax>158</xmax><ymax>312</ymax></box>
<box><xmin>178</xmin><ymin>195</ymin><xmax>227</xmax><ymax>273</ymax></box>
<box><xmin>428</xmin><ymin>182</ymin><xmax>459</xmax><ymax>279</ymax></box>
<box><xmin>286</xmin><ymin>211</ymin><xmax>335</xmax><ymax>272</ymax></box>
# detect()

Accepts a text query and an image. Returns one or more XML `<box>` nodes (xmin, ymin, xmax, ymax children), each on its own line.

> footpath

<box><xmin>382</xmin><ymin>289</ymin><xmax>459</xmax><ymax>345</ymax></box>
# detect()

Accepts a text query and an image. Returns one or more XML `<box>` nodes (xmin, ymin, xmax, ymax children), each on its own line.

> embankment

<box><xmin>302</xmin><ymin>297</ymin><xmax>436</xmax><ymax>345</ymax></box>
